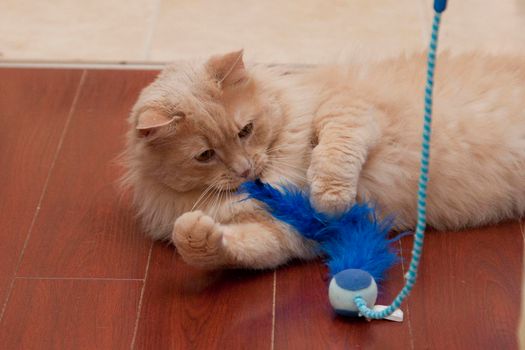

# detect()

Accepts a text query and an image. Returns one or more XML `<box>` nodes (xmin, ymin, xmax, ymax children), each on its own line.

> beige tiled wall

<box><xmin>1</xmin><ymin>0</ymin><xmax>524</xmax><ymax>64</ymax></box>
<box><xmin>149</xmin><ymin>0</ymin><xmax>427</xmax><ymax>64</ymax></box>
<box><xmin>0</xmin><ymin>0</ymin><xmax>158</xmax><ymax>62</ymax></box>
<box><xmin>432</xmin><ymin>0</ymin><xmax>525</xmax><ymax>54</ymax></box>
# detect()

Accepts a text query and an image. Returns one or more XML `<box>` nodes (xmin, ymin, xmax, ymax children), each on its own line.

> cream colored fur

<box><xmin>122</xmin><ymin>51</ymin><xmax>525</xmax><ymax>269</ymax></box>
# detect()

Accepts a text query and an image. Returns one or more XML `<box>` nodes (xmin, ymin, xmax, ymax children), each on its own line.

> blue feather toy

<box><xmin>240</xmin><ymin>0</ymin><xmax>447</xmax><ymax>321</ymax></box>
<box><xmin>240</xmin><ymin>180</ymin><xmax>404</xmax><ymax>318</ymax></box>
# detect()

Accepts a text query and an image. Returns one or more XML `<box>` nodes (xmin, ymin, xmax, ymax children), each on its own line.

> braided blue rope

<box><xmin>353</xmin><ymin>4</ymin><xmax>446</xmax><ymax>319</ymax></box>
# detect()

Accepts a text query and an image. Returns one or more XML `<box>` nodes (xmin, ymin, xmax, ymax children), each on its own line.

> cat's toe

<box><xmin>311</xmin><ymin>189</ymin><xmax>355</xmax><ymax>215</ymax></box>
<box><xmin>173</xmin><ymin>211</ymin><xmax>225</xmax><ymax>268</ymax></box>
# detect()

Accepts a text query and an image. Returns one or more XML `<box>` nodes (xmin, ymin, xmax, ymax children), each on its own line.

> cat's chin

<box><xmin>218</xmin><ymin>176</ymin><xmax>261</xmax><ymax>193</ymax></box>
<box><xmin>221</xmin><ymin>187</ymin><xmax>239</xmax><ymax>193</ymax></box>
<box><xmin>212</xmin><ymin>183</ymin><xmax>242</xmax><ymax>193</ymax></box>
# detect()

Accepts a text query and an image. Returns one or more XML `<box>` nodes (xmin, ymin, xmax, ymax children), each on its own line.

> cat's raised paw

<box><xmin>172</xmin><ymin>211</ymin><xmax>226</xmax><ymax>269</ymax></box>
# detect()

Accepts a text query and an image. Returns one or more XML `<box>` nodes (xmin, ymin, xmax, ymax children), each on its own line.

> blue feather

<box><xmin>239</xmin><ymin>180</ymin><xmax>399</xmax><ymax>283</ymax></box>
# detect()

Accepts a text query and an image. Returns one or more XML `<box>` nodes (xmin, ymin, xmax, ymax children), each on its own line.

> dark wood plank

<box><xmin>274</xmin><ymin>257</ymin><xmax>412</xmax><ymax>349</ymax></box>
<box><xmin>0</xmin><ymin>278</ymin><xmax>141</xmax><ymax>349</ymax></box>
<box><xmin>17</xmin><ymin>70</ymin><xmax>159</xmax><ymax>278</ymax></box>
<box><xmin>0</xmin><ymin>69</ymin><xmax>83</xmax><ymax>305</ymax></box>
<box><xmin>134</xmin><ymin>244</ymin><xmax>274</xmax><ymax>349</ymax></box>
<box><xmin>403</xmin><ymin>221</ymin><xmax>522</xmax><ymax>350</ymax></box>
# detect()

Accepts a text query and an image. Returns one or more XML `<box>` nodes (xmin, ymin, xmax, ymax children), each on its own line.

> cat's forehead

<box><xmin>164</xmin><ymin>76</ymin><xmax>252</xmax><ymax>121</ymax></box>
<box><xmin>176</xmin><ymin>100</ymin><xmax>256</xmax><ymax>150</ymax></box>
<box><xmin>156</xmin><ymin>61</ymin><xmax>257</xmax><ymax>144</ymax></box>
<box><xmin>160</xmin><ymin>58</ymin><xmax>255</xmax><ymax>103</ymax></box>
<box><xmin>193</xmin><ymin>104</ymin><xmax>242</xmax><ymax>141</ymax></box>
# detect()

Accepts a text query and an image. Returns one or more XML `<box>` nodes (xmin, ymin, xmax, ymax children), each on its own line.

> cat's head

<box><xmin>129</xmin><ymin>50</ymin><xmax>284</xmax><ymax>193</ymax></box>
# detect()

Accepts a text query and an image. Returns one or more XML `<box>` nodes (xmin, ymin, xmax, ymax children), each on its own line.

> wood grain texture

<box><xmin>0</xmin><ymin>69</ymin><xmax>82</xmax><ymax>305</ymax></box>
<box><xmin>0</xmin><ymin>279</ymin><xmax>142</xmax><ymax>349</ymax></box>
<box><xmin>17</xmin><ymin>70</ymin><xmax>158</xmax><ymax>278</ymax></box>
<box><xmin>402</xmin><ymin>221</ymin><xmax>523</xmax><ymax>350</ymax></box>
<box><xmin>273</xmin><ymin>257</ymin><xmax>412</xmax><ymax>350</ymax></box>
<box><xmin>134</xmin><ymin>244</ymin><xmax>274</xmax><ymax>349</ymax></box>
<box><xmin>1</xmin><ymin>68</ymin><xmax>522</xmax><ymax>349</ymax></box>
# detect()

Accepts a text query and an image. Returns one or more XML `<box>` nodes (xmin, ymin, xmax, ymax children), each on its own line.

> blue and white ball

<box><xmin>328</xmin><ymin>269</ymin><xmax>378</xmax><ymax>317</ymax></box>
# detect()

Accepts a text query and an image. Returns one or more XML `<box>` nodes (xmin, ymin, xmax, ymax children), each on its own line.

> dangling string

<box><xmin>353</xmin><ymin>0</ymin><xmax>448</xmax><ymax>319</ymax></box>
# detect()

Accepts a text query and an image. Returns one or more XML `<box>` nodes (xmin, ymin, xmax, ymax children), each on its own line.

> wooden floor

<box><xmin>0</xmin><ymin>68</ymin><xmax>523</xmax><ymax>349</ymax></box>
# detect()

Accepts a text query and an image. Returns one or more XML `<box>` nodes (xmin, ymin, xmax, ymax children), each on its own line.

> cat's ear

<box><xmin>207</xmin><ymin>50</ymin><xmax>247</xmax><ymax>88</ymax></box>
<box><xmin>135</xmin><ymin>109</ymin><xmax>181</xmax><ymax>137</ymax></box>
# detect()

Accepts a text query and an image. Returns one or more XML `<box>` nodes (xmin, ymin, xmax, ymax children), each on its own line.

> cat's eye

<box><xmin>195</xmin><ymin>149</ymin><xmax>215</xmax><ymax>162</ymax></box>
<box><xmin>238</xmin><ymin>122</ymin><xmax>253</xmax><ymax>139</ymax></box>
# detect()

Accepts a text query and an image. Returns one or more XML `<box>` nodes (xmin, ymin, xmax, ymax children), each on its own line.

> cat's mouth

<box><xmin>220</xmin><ymin>186</ymin><xmax>239</xmax><ymax>193</ymax></box>
<box><xmin>221</xmin><ymin>172</ymin><xmax>263</xmax><ymax>193</ymax></box>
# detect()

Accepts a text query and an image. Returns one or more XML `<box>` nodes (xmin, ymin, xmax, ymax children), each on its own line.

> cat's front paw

<box><xmin>172</xmin><ymin>211</ymin><xmax>226</xmax><ymax>269</ymax></box>
<box><xmin>310</xmin><ymin>182</ymin><xmax>356</xmax><ymax>215</ymax></box>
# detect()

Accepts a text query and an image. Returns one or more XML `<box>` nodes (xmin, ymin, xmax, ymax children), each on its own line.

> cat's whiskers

<box><xmin>206</xmin><ymin>187</ymin><xmax>219</xmax><ymax>220</ymax></box>
<box><xmin>227</xmin><ymin>190</ymin><xmax>235</xmax><ymax>220</ymax></box>
<box><xmin>191</xmin><ymin>175</ymin><xmax>222</xmax><ymax>211</ymax></box>
<box><xmin>202</xmin><ymin>187</ymin><xmax>221</xmax><ymax>214</ymax></box>
<box><xmin>263</xmin><ymin>163</ymin><xmax>308</xmax><ymax>185</ymax></box>
<box><xmin>268</xmin><ymin>153</ymin><xmax>305</xmax><ymax>161</ymax></box>
<box><xmin>197</xmin><ymin>187</ymin><xmax>219</xmax><ymax>217</ymax></box>
<box><xmin>265</xmin><ymin>144</ymin><xmax>296</xmax><ymax>155</ymax></box>
<box><xmin>265</xmin><ymin>145</ymin><xmax>286</xmax><ymax>153</ymax></box>
<box><xmin>267</xmin><ymin>161</ymin><xmax>307</xmax><ymax>174</ymax></box>
<box><xmin>211</xmin><ymin>184</ymin><xmax>226</xmax><ymax>220</ymax></box>
<box><xmin>191</xmin><ymin>189</ymin><xmax>211</xmax><ymax>212</ymax></box>
<box><xmin>266</xmin><ymin>159</ymin><xmax>308</xmax><ymax>178</ymax></box>
<box><xmin>268</xmin><ymin>152</ymin><xmax>306</xmax><ymax>163</ymax></box>
<box><xmin>219</xmin><ymin>183</ymin><xmax>235</xmax><ymax>220</ymax></box>
<box><xmin>217</xmin><ymin>187</ymin><xmax>227</xmax><ymax>219</ymax></box>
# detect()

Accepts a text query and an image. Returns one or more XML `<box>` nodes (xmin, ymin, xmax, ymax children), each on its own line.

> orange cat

<box><xmin>122</xmin><ymin>50</ymin><xmax>525</xmax><ymax>269</ymax></box>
